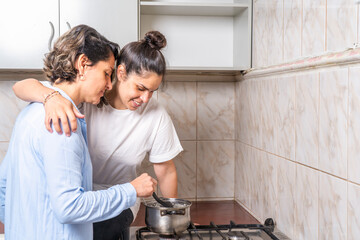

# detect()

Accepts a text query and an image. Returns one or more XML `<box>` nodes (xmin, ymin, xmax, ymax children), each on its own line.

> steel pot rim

<box><xmin>144</xmin><ymin>198</ymin><xmax>192</xmax><ymax>210</ymax></box>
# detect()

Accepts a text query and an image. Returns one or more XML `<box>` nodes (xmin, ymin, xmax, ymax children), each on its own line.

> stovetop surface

<box><xmin>134</xmin><ymin>219</ymin><xmax>290</xmax><ymax>240</ymax></box>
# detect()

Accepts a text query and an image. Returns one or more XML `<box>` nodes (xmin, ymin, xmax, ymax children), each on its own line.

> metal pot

<box><xmin>144</xmin><ymin>198</ymin><xmax>192</xmax><ymax>235</ymax></box>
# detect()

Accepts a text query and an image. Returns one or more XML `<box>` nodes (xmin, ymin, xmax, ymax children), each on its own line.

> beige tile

<box><xmin>277</xmin><ymin>76</ymin><xmax>295</xmax><ymax>160</ymax></box>
<box><xmin>302</xmin><ymin>0</ymin><xmax>326</xmax><ymax>56</ymax></box>
<box><xmin>252</xmin><ymin>0</ymin><xmax>269</xmax><ymax>68</ymax></box>
<box><xmin>173</xmin><ymin>141</ymin><xmax>196</xmax><ymax>199</ymax></box>
<box><xmin>276</xmin><ymin>158</ymin><xmax>295</xmax><ymax>239</ymax></box>
<box><xmin>294</xmin><ymin>164</ymin><xmax>319</xmax><ymax>240</ymax></box>
<box><xmin>197</xmin><ymin>141</ymin><xmax>234</xmax><ymax>198</ymax></box>
<box><xmin>348</xmin><ymin>182</ymin><xmax>360</xmax><ymax>239</ymax></box>
<box><xmin>284</xmin><ymin>0</ymin><xmax>302</xmax><ymax>62</ymax></box>
<box><xmin>158</xmin><ymin>82</ymin><xmax>197</xmax><ymax>140</ymax></box>
<box><xmin>249</xmin><ymin>147</ymin><xmax>263</xmax><ymax>220</ymax></box>
<box><xmin>248</xmin><ymin>79</ymin><xmax>262</xmax><ymax>148</ymax></box>
<box><xmin>295</xmin><ymin>72</ymin><xmax>319</xmax><ymax>168</ymax></box>
<box><xmin>0</xmin><ymin>81</ymin><xmax>28</xmax><ymax>141</ymax></box>
<box><xmin>238</xmin><ymin>80</ymin><xmax>252</xmax><ymax>145</ymax></box>
<box><xmin>319</xmin><ymin>172</ymin><xmax>347</xmax><ymax>240</ymax></box>
<box><xmin>327</xmin><ymin>0</ymin><xmax>357</xmax><ymax>52</ymax></box>
<box><xmin>235</xmin><ymin>81</ymin><xmax>242</xmax><ymax>141</ymax></box>
<box><xmin>260</xmin><ymin>151</ymin><xmax>278</xmax><ymax>222</ymax></box>
<box><xmin>348</xmin><ymin>66</ymin><xmax>360</xmax><ymax>184</ymax></box>
<box><xmin>261</xmin><ymin>77</ymin><xmax>277</xmax><ymax>154</ymax></box>
<box><xmin>319</xmin><ymin>69</ymin><xmax>348</xmax><ymax>178</ymax></box>
<box><xmin>197</xmin><ymin>82</ymin><xmax>235</xmax><ymax>140</ymax></box>
<box><xmin>266</xmin><ymin>0</ymin><xmax>284</xmax><ymax>65</ymax></box>
<box><xmin>235</xmin><ymin>141</ymin><xmax>249</xmax><ymax>206</ymax></box>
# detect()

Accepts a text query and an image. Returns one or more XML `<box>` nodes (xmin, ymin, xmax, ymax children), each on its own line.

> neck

<box><xmin>106</xmin><ymin>83</ymin><xmax>126</xmax><ymax>110</ymax></box>
<box><xmin>53</xmin><ymin>81</ymin><xmax>81</xmax><ymax>106</ymax></box>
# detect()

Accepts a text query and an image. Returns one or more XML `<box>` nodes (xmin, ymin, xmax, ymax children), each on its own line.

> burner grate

<box><xmin>136</xmin><ymin>218</ymin><xmax>284</xmax><ymax>240</ymax></box>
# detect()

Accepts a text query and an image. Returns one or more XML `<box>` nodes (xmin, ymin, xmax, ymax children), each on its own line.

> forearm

<box><xmin>52</xmin><ymin>183</ymin><xmax>136</xmax><ymax>224</ymax></box>
<box><xmin>43</xmin><ymin>131</ymin><xmax>137</xmax><ymax>224</ymax></box>
<box><xmin>13</xmin><ymin>78</ymin><xmax>53</xmax><ymax>103</ymax></box>
<box><xmin>154</xmin><ymin>160</ymin><xmax>178</xmax><ymax>198</ymax></box>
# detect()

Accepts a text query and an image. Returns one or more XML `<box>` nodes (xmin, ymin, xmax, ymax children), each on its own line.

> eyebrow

<box><xmin>139</xmin><ymin>83</ymin><xmax>159</xmax><ymax>92</ymax></box>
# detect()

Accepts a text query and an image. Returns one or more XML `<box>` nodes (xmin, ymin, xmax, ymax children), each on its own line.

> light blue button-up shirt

<box><xmin>0</xmin><ymin>86</ymin><xmax>137</xmax><ymax>239</ymax></box>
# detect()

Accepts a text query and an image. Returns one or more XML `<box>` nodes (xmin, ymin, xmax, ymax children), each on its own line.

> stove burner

<box><xmin>227</xmin><ymin>231</ymin><xmax>246</xmax><ymax>240</ymax></box>
<box><xmin>159</xmin><ymin>234</ymin><xmax>186</xmax><ymax>240</ymax></box>
<box><xmin>136</xmin><ymin>218</ymin><xmax>283</xmax><ymax>240</ymax></box>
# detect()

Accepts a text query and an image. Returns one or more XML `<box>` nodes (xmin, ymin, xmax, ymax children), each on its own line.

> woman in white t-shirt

<box><xmin>13</xmin><ymin>31</ymin><xmax>183</xmax><ymax>240</ymax></box>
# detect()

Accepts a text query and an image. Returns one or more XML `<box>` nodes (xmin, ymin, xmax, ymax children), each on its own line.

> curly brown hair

<box><xmin>43</xmin><ymin>24</ymin><xmax>120</xmax><ymax>84</ymax></box>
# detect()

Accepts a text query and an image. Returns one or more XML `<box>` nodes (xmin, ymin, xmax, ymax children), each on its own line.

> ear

<box><xmin>76</xmin><ymin>54</ymin><xmax>89</xmax><ymax>80</ymax></box>
<box><xmin>116</xmin><ymin>64</ymin><xmax>127</xmax><ymax>82</ymax></box>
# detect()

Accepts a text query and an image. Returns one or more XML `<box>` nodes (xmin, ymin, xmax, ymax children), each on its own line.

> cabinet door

<box><xmin>60</xmin><ymin>0</ymin><xmax>138</xmax><ymax>49</ymax></box>
<box><xmin>0</xmin><ymin>0</ymin><xmax>58</xmax><ymax>69</ymax></box>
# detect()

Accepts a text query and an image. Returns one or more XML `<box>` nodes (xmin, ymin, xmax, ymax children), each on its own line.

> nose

<box><xmin>140</xmin><ymin>91</ymin><xmax>152</xmax><ymax>103</ymax></box>
<box><xmin>106</xmin><ymin>77</ymin><xmax>112</xmax><ymax>91</ymax></box>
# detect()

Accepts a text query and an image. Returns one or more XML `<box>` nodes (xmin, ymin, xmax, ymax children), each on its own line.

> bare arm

<box><xmin>153</xmin><ymin>160</ymin><xmax>178</xmax><ymax>198</ymax></box>
<box><xmin>13</xmin><ymin>78</ymin><xmax>53</xmax><ymax>102</ymax></box>
<box><xmin>13</xmin><ymin>78</ymin><xmax>84</xmax><ymax>136</ymax></box>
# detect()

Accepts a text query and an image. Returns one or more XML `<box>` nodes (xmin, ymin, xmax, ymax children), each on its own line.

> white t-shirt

<box><xmin>81</xmin><ymin>97</ymin><xmax>183</xmax><ymax>217</ymax></box>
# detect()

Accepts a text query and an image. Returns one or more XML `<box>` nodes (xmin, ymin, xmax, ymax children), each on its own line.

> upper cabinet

<box><xmin>0</xmin><ymin>0</ymin><xmax>58</xmax><ymax>69</ymax></box>
<box><xmin>140</xmin><ymin>0</ymin><xmax>253</xmax><ymax>71</ymax></box>
<box><xmin>0</xmin><ymin>0</ymin><xmax>137</xmax><ymax>70</ymax></box>
<box><xmin>60</xmin><ymin>0</ymin><xmax>137</xmax><ymax>50</ymax></box>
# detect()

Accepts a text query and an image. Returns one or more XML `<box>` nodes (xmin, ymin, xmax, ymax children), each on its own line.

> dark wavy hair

<box><xmin>43</xmin><ymin>24</ymin><xmax>120</xmax><ymax>83</ymax></box>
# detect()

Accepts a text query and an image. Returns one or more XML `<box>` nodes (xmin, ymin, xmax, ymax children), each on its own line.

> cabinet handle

<box><xmin>66</xmin><ymin>22</ymin><xmax>71</xmax><ymax>30</ymax></box>
<box><xmin>48</xmin><ymin>21</ymin><xmax>55</xmax><ymax>51</ymax></box>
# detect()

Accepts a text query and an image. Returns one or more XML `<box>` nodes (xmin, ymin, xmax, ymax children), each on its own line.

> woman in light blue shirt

<box><xmin>0</xmin><ymin>25</ymin><xmax>156</xmax><ymax>240</ymax></box>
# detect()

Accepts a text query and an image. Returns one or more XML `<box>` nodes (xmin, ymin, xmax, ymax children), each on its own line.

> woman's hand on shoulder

<box><xmin>44</xmin><ymin>94</ymin><xmax>84</xmax><ymax>136</ymax></box>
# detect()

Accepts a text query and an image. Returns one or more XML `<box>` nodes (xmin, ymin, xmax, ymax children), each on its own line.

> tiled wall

<box><xmin>253</xmin><ymin>0</ymin><xmax>358</xmax><ymax>68</ymax></box>
<box><xmin>0</xmin><ymin>80</ymin><xmax>236</xmax><ymax>201</ymax></box>
<box><xmin>148</xmin><ymin>81</ymin><xmax>236</xmax><ymax>200</ymax></box>
<box><xmin>236</xmin><ymin>0</ymin><xmax>360</xmax><ymax>239</ymax></box>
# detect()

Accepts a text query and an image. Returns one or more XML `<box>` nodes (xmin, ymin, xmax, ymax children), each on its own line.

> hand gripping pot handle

<box><xmin>160</xmin><ymin>209</ymin><xmax>186</xmax><ymax>216</ymax></box>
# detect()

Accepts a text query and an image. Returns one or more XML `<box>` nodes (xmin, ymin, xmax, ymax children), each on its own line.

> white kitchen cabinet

<box><xmin>140</xmin><ymin>0</ymin><xmax>252</xmax><ymax>71</ymax></box>
<box><xmin>0</xmin><ymin>0</ymin><xmax>58</xmax><ymax>69</ymax></box>
<box><xmin>60</xmin><ymin>0</ymin><xmax>138</xmax><ymax>49</ymax></box>
<box><xmin>0</xmin><ymin>0</ymin><xmax>138</xmax><ymax>70</ymax></box>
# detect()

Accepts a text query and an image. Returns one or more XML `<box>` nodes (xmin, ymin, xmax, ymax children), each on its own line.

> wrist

<box><xmin>43</xmin><ymin>90</ymin><xmax>60</xmax><ymax>105</ymax></box>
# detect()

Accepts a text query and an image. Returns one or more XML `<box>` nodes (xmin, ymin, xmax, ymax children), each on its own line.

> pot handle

<box><xmin>160</xmin><ymin>209</ymin><xmax>186</xmax><ymax>216</ymax></box>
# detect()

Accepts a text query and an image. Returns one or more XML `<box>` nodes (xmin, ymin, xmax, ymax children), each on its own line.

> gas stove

<box><xmin>135</xmin><ymin>218</ymin><xmax>290</xmax><ymax>240</ymax></box>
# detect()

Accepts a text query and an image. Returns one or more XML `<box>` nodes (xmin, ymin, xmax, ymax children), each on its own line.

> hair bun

<box><xmin>143</xmin><ymin>31</ymin><xmax>167</xmax><ymax>50</ymax></box>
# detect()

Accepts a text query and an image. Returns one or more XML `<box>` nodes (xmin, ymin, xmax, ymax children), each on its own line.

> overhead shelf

<box><xmin>140</xmin><ymin>2</ymin><xmax>250</xmax><ymax>16</ymax></box>
<box><xmin>140</xmin><ymin>0</ymin><xmax>253</xmax><ymax>71</ymax></box>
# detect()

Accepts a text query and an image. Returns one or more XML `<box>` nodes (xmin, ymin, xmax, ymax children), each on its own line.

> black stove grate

<box><xmin>136</xmin><ymin>218</ymin><xmax>281</xmax><ymax>240</ymax></box>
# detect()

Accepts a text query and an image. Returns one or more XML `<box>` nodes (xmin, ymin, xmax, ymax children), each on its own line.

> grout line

<box><xmin>235</xmin><ymin>139</ymin><xmax>359</xmax><ymax>186</ymax></box>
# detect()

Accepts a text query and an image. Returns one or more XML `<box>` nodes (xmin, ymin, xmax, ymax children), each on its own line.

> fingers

<box><xmin>73</xmin><ymin>106</ymin><xmax>85</xmax><ymax>119</ymax></box>
<box><xmin>45</xmin><ymin>115</ymin><xmax>53</xmax><ymax>133</ymax></box>
<box><xmin>51</xmin><ymin>116</ymin><xmax>63</xmax><ymax>135</ymax></box>
<box><xmin>42</xmin><ymin>94</ymin><xmax>82</xmax><ymax>136</ymax></box>
<box><xmin>130</xmin><ymin>173</ymin><xmax>157</xmax><ymax>197</ymax></box>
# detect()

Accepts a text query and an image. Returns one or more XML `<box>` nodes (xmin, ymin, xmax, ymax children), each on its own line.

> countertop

<box><xmin>132</xmin><ymin>200</ymin><xmax>260</xmax><ymax>226</ymax></box>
